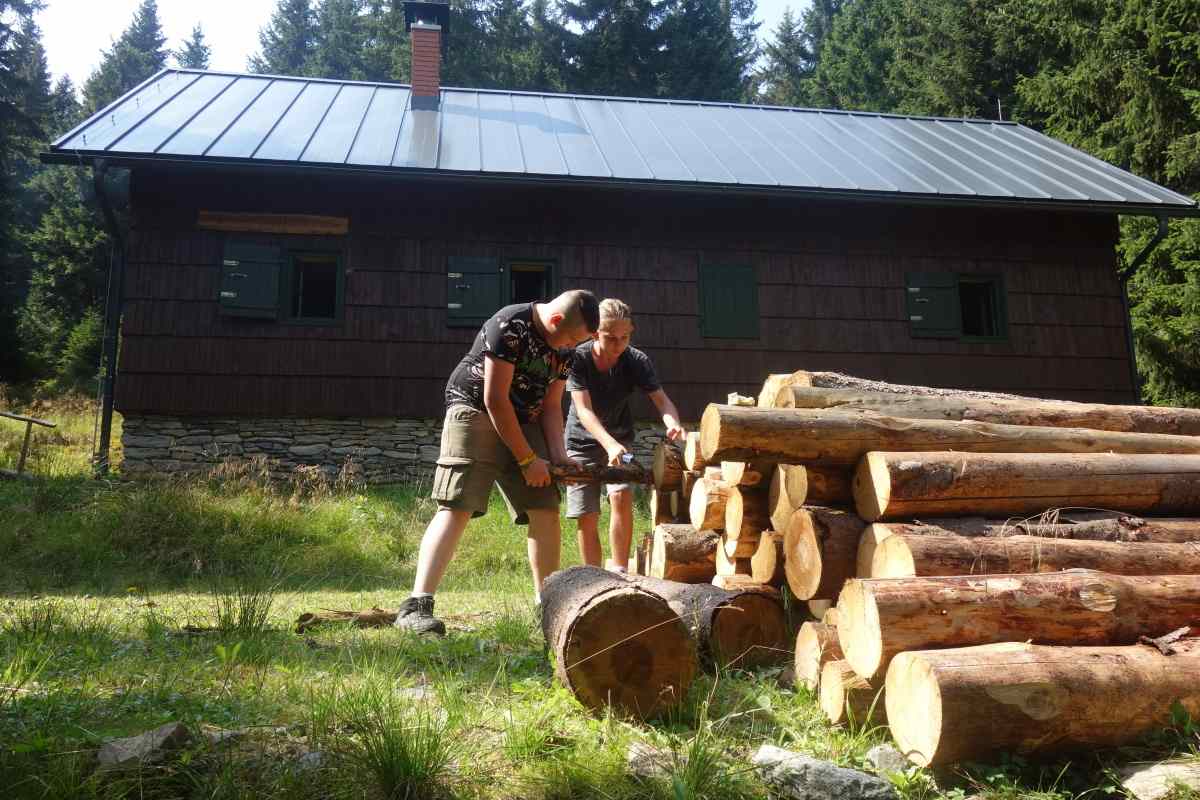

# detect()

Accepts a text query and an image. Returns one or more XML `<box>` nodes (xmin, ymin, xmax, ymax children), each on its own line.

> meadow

<box><xmin>0</xmin><ymin>396</ymin><xmax>1196</xmax><ymax>799</ymax></box>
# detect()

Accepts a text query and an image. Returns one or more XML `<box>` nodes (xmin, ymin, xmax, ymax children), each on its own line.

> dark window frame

<box><xmin>445</xmin><ymin>256</ymin><xmax>558</xmax><ymax>328</ymax></box>
<box><xmin>219</xmin><ymin>235</ymin><xmax>346</xmax><ymax>326</ymax></box>
<box><xmin>957</xmin><ymin>274</ymin><xmax>1008</xmax><ymax>342</ymax></box>
<box><xmin>281</xmin><ymin>249</ymin><xmax>345</xmax><ymax>327</ymax></box>
<box><xmin>906</xmin><ymin>271</ymin><xmax>1008</xmax><ymax>342</ymax></box>
<box><xmin>505</xmin><ymin>257</ymin><xmax>558</xmax><ymax>305</ymax></box>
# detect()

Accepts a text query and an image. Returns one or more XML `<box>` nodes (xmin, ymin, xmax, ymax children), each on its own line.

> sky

<box><xmin>38</xmin><ymin>0</ymin><xmax>805</xmax><ymax>87</ymax></box>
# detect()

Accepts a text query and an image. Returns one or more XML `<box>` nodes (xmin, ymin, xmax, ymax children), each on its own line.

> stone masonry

<box><xmin>121</xmin><ymin>415</ymin><xmax>665</xmax><ymax>484</ymax></box>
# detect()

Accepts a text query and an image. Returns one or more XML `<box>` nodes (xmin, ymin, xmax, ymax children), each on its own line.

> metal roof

<box><xmin>46</xmin><ymin>68</ymin><xmax>1199</xmax><ymax>217</ymax></box>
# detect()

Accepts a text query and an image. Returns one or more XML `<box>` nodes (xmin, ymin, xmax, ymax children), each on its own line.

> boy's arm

<box><xmin>648</xmin><ymin>389</ymin><xmax>686</xmax><ymax>441</ymax></box>
<box><xmin>483</xmin><ymin>355</ymin><xmax>549</xmax><ymax>487</ymax></box>
<box><xmin>570</xmin><ymin>388</ymin><xmax>629</xmax><ymax>465</ymax></box>
<box><xmin>539</xmin><ymin>379</ymin><xmax>574</xmax><ymax>466</ymax></box>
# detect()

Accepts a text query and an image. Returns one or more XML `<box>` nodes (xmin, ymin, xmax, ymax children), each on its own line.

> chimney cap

<box><xmin>402</xmin><ymin>0</ymin><xmax>450</xmax><ymax>36</ymax></box>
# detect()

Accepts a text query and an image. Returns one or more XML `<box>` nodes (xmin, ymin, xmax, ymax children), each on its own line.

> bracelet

<box><xmin>516</xmin><ymin>452</ymin><xmax>538</xmax><ymax>468</ymax></box>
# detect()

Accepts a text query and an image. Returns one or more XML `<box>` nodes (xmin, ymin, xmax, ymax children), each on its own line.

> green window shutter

<box><xmin>447</xmin><ymin>256</ymin><xmax>502</xmax><ymax>327</ymax></box>
<box><xmin>699</xmin><ymin>263</ymin><xmax>759</xmax><ymax>339</ymax></box>
<box><xmin>906</xmin><ymin>272</ymin><xmax>960</xmax><ymax>338</ymax></box>
<box><xmin>220</xmin><ymin>240</ymin><xmax>282</xmax><ymax>319</ymax></box>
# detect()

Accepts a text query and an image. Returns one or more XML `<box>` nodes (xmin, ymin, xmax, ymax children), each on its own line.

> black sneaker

<box><xmin>393</xmin><ymin>596</ymin><xmax>446</xmax><ymax>637</ymax></box>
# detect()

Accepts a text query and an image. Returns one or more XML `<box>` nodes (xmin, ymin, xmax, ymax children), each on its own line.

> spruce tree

<box><xmin>528</xmin><ymin>0</ymin><xmax>567</xmax><ymax>91</ymax></box>
<box><xmin>310</xmin><ymin>0</ymin><xmax>366</xmax><ymax>80</ymax></box>
<box><xmin>755</xmin><ymin>8</ymin><xmax>811</xmax><ymax>106</ymax></box>
<box><xmin>250</xmin><ymin>0</ymin><xmax>316</xmax><ymax>75</ymax></box>
<box><xmin>657</xmin><ymin>0</ymin><xmax>744</xmax><ymax>101</ymax></box>
<box><xmin>560</xmin><ymin>0</ymin><xmax>665</xmax><ymax>97</ymax></box>
<box><xmin>82</xmin><ymin>0</ymin><xmax>168</xmax><ymax>113</ymax></box>
<box><xmin>174</xmin><ymin>23</ymin><xmax>211</xmax><ymax>69</ymax></box>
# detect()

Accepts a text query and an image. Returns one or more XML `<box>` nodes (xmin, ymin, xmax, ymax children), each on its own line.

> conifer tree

<box><xmin>657</xmin><ymin>0</ymin><xmax>744</xmax><ymax>101</ymax></box>
<box><xmin>755</xmin><ymin>8</ymin><xmax>811</xmax><ymax>106</ymax></box>
<box><xmin>250</xmin><ymin>0</ymin><xmax>316</xmax><ymax>75</ymax></box>
<box><xmin>560</xmin><ymin>0</ymin><xmax>665</xmax><ymax>97</ymax></box>
<box><xmin>174</xmin><ymin>23</ymin><xmax>211</xmax><ymax>69</ymax></box>
<box><xmin>82</xmin><ymin>0</ymin><xmax>168</xmax><ymax>113</ymax></box>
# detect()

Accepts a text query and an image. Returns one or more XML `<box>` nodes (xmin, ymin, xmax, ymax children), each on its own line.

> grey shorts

<box><xmin>564</xmin><ymin>444</ymin><xmax>634</xmax><ymax>519</ymax></box>
<box><xmin>430</xmin><ymin>404</ymin><xmax>561</xmax><ymax>525</ymax></box>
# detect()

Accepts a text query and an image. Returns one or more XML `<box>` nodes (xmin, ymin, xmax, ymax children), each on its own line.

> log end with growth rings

<box><xmin>710</xmin><ymin>593</ymin><xmax>790</xmax><ymax>668</ymax></box>
<box><xmin>835</xmin><ymin>579</ymin><xmax>884</xmax><ymax>680</ymax></box>
<box><xmin>870</xmin><ymin>533</ymin><xmax>918</xmax><ymax>579</ymax></box>
<box><xmin>852</xmin><ymin>452</ymin><xmax>891</xmax><ymax>522</ymax></box>
<box><xmin>883</xmin><ymin>650</ymin><xmax>943</xmax><ymax>765</ymax></box>
<box><xmin>782</xmin><ymin>510</ymin><xmax>822</xmax><ymax>599</ymax></box>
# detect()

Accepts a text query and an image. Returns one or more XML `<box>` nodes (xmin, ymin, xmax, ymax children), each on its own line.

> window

<box><xmin>445</xmin><ymin>256</ymin><xmax>555</xmax><ymax>327</ymax></box>
<box><xmin>906</xmin><ymin>272</ymin><xmax>1006</xmax><ymax>340</ymax></box>
<box><xmin>699</xmin><ymin>263</ymin><xmax>759</xmax><ymax>339</ymax></box>
<box><xmin>285</xmin><ymin>253</ymin><xmax>342</xmax><ymax>322</ymax></box>
<box><xmin>218</xmin><ymin>238</ymin><xmax>343</xmax><ymax>324</ymax></box>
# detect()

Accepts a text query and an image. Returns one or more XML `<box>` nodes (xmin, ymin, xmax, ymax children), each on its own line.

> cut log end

<box><xmin>852</xmin><ymin>452</ymin><xmax>890</xmax><ymax>523</ymax></box>
<box><xmin>794</xmin><ymin>621</ymin><xmax>842</xmax><ymax>691</ymax></box>
<box><xmin>783</xmin><ymin>510</ymin><xmax>822</xmax><ymax>599</ymax></box>
<box><xmin>835</xmin><ymin>579</ymin><xmax>883</xmax><ymax>680</ymax></box>
<box><xmin>870</xmin><ymin>533</ymin><xmax>918</xmax><ymax>579</ymax></box>
<box><xmin>857</xmin><ymin>523</ymin><xmax>893</xmax><ymax>578</ymax></box>
<box><xmin>819</xmin><ymin>659</ymin><xmax>884</xmax><ymax>726</ymax></box>
<box><xmin>711</xmin><ymin>593</ymin><xmax>790</xmax><ymax>668</ymax></box>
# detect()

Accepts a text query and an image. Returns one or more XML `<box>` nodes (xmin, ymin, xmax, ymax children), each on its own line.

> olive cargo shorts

<box><xmin>431</xmin><ymin>404</ymin><xmax>561</xmax><ymax>525</ymax></box>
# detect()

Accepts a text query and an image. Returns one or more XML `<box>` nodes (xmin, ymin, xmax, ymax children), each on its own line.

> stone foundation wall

<box><xmin>120</xmin><ymin>415</ymin><xmax>665</xmax><ymax>485</ymax></box>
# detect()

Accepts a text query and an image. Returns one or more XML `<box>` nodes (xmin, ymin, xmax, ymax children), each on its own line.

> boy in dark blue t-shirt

<box><xmin>564</xmin><ymin>299</ymin><xmax>686</xmax><ymax>571</ymax></box>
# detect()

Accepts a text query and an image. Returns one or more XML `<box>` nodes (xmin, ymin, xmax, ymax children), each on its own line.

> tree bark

<box><xmin>649</xmin><ymin>488</ymin><xmax>677</xmax><ymax>525</ymax></box>
<box><xmin>886</xmin><ymin>639</ymin><xmax>1200</xmax><ymax>766</ymax></box>
<box><xmin>838</xmin><ymin>571</ymin><xmax>1200</xmax><ymax>681</ymax></box>
<box><xmin>820</xmin><ymin>660</ymin><xmax>884</xmax><ymax>726</ymax></box>
<box><xmin>783</xmin><ymin>506</ymin><xmax>865</xmax><ymax>600</ymax></box>
<box><xmin>680</xmin><ymin>470</ymin><xmax>701</xmax><ymax>504</ymax></box>
<box><xmin>774</xmin><ymin>385</ymin><xmax>1200</xmax><ymax>436</ymax></box>
<box><xmin>758</xmin><ymin>371</ymin><xmax>813</xmax><ymax>409</ymax></box>
<box><xmin>712</xmin><ymin>574</ymin><xmax>776</xmax><ymax>592</ymax></box>
<box><xmin>684</xmin><ymin>431</ymin><xmax>707</xmax><ymax>471</ymax></box>
<box><xmin>688</xmin><ymin>476</ymin><xmax>731</xmax><ymax>531</ymax></box>
<box><xmin>540</xmin><ymin>566</ymin><xmax>698</xmax><ymax>719</ymax></box>
<box><xmin>870</xmin><ymin>533</ymin><xmax>1200</xmax><ymax>579</ymax></box>
<box><xmin>723</xmin><ymin>486</ymin><xmax>770</xmax><ymax>558</ymax></box>
<box><xmin>854</xmin><ymin>451</ymin><xmax>1200</xmax><ymax>522</ymax></box>
<box><xmin>699</xmin><ymin>405</ymin><xmax>1200</xmax><ymax>465</ymax></box>
<box><xmin>652</xmin><ymin>440</ymin><xmax>685</xmax><ymax>491</ymax></box>
<box><xmin>721</xmin><ymin>459</ymin><xmax>774</xmax><ymax>488</ymax></box>
<box><xmin>552</xmin><ymin>462</ymin><xmax>651</xmax><ymax>484</ymax></box>
<box><xmin>794</xmin><ymin>621</ymin><xmax>843</xmax><ymax>691</ymax></box>
<box><xmin>648</xmin><ymin>524</ymin><xmax>718</xmax><ymax>583</ymax></box>
<box><xmin>750</xmin><ymin>530</ymin><xmax>786</xmax><ymax>587</ymax></box>
<box><xmin>624</xmin><ymin>575</ymin><xmax>789</xmax><ymax>668</ymax></box>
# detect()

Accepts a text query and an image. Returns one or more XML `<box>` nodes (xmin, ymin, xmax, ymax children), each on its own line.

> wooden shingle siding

<box><xmin>117</xmin><ymin>168</ymin><xmax>1130</xmax><ymax>418</ymax></box>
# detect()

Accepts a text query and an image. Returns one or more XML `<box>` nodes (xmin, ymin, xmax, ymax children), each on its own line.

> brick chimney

<box><xmin>402</xmin><ymin>1</ymin><xmax>450</xmax><ymax>112</ymax></box>
<box><xmin>410</xmin><ymin>23</ymin><xmax>442</xmax><ymax>110</ymax></box>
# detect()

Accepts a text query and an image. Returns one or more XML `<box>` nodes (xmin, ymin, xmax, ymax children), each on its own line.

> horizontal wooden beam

<box><xmin>197</xmin><ymin>210</ymin><xmax>349</xmax><ymax>235</ymax></box>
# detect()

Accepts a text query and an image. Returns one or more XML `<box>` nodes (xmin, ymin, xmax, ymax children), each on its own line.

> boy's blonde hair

<box><xmin>599</xmin><ymin>298</ymin><xmax>633</xmax><ymax>326</ymax></box>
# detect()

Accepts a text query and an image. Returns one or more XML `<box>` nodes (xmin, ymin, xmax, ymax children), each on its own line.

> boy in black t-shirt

<box><xmin>394</xmin><ymin>290</ymin><xmax>600</xmax><ymax>636</ymax></box>
<box><xmin>564</xmin><ymin>299</ymin><xmax>685</xmax><ymax>571</ymax></box>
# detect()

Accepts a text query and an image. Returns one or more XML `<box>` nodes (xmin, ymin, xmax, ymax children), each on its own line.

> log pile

<box><xmin>681</xmin><ymin>370</ymin><xmax>1200</xmax><ymax>765</ymax></box>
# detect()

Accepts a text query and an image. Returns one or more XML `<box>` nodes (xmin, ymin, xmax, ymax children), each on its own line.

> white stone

<box><xmin>1120</xmin><ymin>760</ymin><xmax>1200</xmax><ymax>800</ymax></box>
<box><xmin>753</xmin><ymin>744</ymin><xmax>897</xmax><ymax>800</ymax></box>
<box><xmin>865</xmin><ymin>744</ymin><xmax>909</xmax><ymax>777</ymax></box>
<box><xmin>98</xmin><ymin>722</ymin><xmax>191</xmax><ymax>770</ymax></box>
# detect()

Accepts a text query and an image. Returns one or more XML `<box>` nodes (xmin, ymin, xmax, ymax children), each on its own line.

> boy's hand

<box><xmin>522</xmin><ymin>457</ymin><xmax>551</xmax><ymax>487</ymax></box>
<box><xmin>605</xmin><ymin>442</ymin><xmax>630</xmax><ymax>466</ymax></box>
<box><xmin>665</xmin><ymin>424</ymin><xmax>686</xmax><ymax>441</ymax></box>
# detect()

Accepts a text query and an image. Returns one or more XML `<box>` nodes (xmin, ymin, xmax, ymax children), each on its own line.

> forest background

<box><xmin>1</xmin><ymin>0</ymin><xmax>1197</xmax><ymax>407</ymax></box>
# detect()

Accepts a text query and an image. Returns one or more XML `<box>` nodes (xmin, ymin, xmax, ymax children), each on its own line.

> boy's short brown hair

<box><xmin>558</xmin><ymin>290</ymin><xmax>601</xmax><ymax>334</ymax></box>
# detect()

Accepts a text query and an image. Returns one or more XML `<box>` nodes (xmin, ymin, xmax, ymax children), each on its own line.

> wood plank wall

<box><xmin>118</xmin><ymin>168</ymin><xmax>1130</xmax><ymax>419</ymax></box>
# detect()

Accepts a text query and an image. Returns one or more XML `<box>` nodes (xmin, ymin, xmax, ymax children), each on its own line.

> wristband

<box><xmin>516</xmin><ymin>452</ymin><xmax>538</xmax><ymax>468</ymax></box>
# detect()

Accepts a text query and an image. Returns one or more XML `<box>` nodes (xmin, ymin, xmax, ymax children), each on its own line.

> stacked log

<box><xmin>782</xmin><ymin>507</ymin><xmax>863</xmax><ymax>600</ymax></box>
<box><xmin>683</xmin><ymin>431</ymin><xmax>707</xmax><ymax>472</ymax></box>
<box><xmin>648</xmin><ymin>524</ymin><xmax>718</xmax><ymax>583</ymax></box>
<box><xmin>723</xmin><ymin>486</ymin><xmax>770</xmax><ymax>558</ymax></box>
<box><xmin>794</xmin><ymin>621</ymin><xmax>842</xmax><ymax>691</ymax></box>
<box><xmin>820</xmin><ymin>660</ymin><xmax>884</xmax><ymax>726</ymax></box>
<box><xmin>750</xmin><ymin>531</ymin><xmax>786</xmax><ymax>587</ymax></box>
<box><xmin>688</xmin><ymin>475</ymin><xmax>731</xmax><ymax>531</ymax></box>
<box><xmin>652</xmin><ymin>440</ymin><xmax>685</xmax><ymax>492</ymax></box>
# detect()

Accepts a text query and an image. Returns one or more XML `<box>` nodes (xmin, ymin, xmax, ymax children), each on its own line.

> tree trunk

<box><xmin>854</xmin><ymin>451</ymin><xmax>1200</xmax><ymax>521</ymax></box>
<box><xmin>688</xmin><ymin>476</ymin><xmax>731</xmax><ymax>531</ymax></box>
<box><xmin>783</xmin><ymin>507</ymin><xmax>865</xmax><ymax>600</ymax></box>
<box><xmin>551</xmin><ymin>462</ymin><xmax>651</xmax><ymax>484</ymax></box>
<box><xmin>715</xmin><ymin>536</ymin><xmax>753</xmax><ymax>577</ymax></box>
<box><xmin>870</xmin><ymin>533</ymin><xmax>1200</xmax><ymax>579</ymax></box>
<box><xmin>886</xmin><ymin>639</ymin><xmax>1200</xmax><ymax>766</ymax></box>
<box><xmin>649</xmin><ymin>488</ymin><xmax>671</xmax><ymax>525</ymax></box>
<box><xmin>794</xmin><ymin>621</ymin><xmax>843</xmax><ymax>691</ymax></box>
<box><xmin>624</xmin><ymin>575</ymin><xmax>790</xmax><ymax>668</ymax></box>
<box><xmin>721</xmin><ymin>459</ymin><xmax>774</xmax><ymax>488</ymax></box>
<box><xmin>758</xmin><ymin>371</ymin><xmax>813</xmax><ymax>408</ymax></box>
<box><xmin>540</xmin><ymin>566</ymin><xmax>698</xmax><ymax>719</ymax></box>
<box><xmin>699</xmin><ymin>405</ymin><xmax>1200</xmax><ymax>465</ymax></box>
<box><xmin>773</xmin><ymin>385</ymin><xmax>1200</xmax><ymax>436</ymax></box>
<box><xmin>684</xmin><ymin>431</ymin><xmax>707</xmax><ymax>471</ymax></box>
<box><xmin>820</xmin><ymin>660</ymin><xmax>884</xmax><ymax>726</ymax></box>
<box><xmin>723</xmin><ymin>486</ymin><xmax>770</xmax><ymax>558</ymax></box>
<box><xmin>750</xmin><ymin>530</ymin><xmax>786</xmax><ymax>587</ymax></box>
<box><xmin>838</xmin><ymin>571</ymin><xmax>1200</xmax><ymax>681</ymax></box>
<box><xmin>858</xmin><ymin>517</ymin><xmax>1200</xmax><ymax>578</ymax></box>
<box><xmin>807</xmin><ymin>599</ymin><xmax>835</xmax><ymax>619</ymax></box>
<box><xmin>770</xmin><ymin>465</ymin><xmax>854</xmax><ymax>531</ymax></box>
<box><xmin>712</xmin><ymin>574</ymin><xmax>775</xmax><ymax>592</ymax></box>
<box><xmin>680</xmin><ymin>470</ymin><xmax>701</xmax><ymax>503</ymax></box>
<box><xmin>652</xmin><ymin>440</ymin><xmax>685</xmax><ymax>491</ymax></box>
<box><xmin>649</xmin><ymin>524</ymin><xmax>718</xmax><ymax>583</ymax></box>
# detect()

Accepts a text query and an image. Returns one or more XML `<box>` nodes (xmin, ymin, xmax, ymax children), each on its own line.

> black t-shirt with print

<box><xmin>444</xmin><ymin>303</ymin><xmax>572</xmax><ymax>423</ymax></box>
<box><xmin>564</xmin><ymin>343</ymin><xmax>661</xmax><ymax>451</ymax></box>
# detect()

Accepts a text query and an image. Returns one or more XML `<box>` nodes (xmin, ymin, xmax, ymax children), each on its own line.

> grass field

<box><xmin>1</xmin><ymin>395</ymin><xmax>1197</xmax><ymax>799</ymax></box>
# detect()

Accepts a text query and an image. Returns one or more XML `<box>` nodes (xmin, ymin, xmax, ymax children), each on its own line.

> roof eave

<box><xmin>40</xmin><ymin>149</ymin><xmax>1200</xmax><ymax>219</ymax></box>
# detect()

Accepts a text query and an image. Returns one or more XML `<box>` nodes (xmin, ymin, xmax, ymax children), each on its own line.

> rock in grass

<box><xmin>627</xmin><ymin>741</ymin><xmax>680</xmax><ymax>780</ymax></box>
<box><xmin>753</xmin><ymin>744</ymin><xmax>897</xmax><ymax>800</ymax></box>
<box><xmin>98</xmin><ymin>722</ymin><xmax>191</xmax><ymax>771</ymax></box>
<box><xmin>865</xmin><ymin>744</ymin><xmax>908</xmax><ymax>777</ymax></box>
<box><xmin>1120</xmin><ymin>760</ymin><xmax>1200</xmax><ymax>800</ymax></box>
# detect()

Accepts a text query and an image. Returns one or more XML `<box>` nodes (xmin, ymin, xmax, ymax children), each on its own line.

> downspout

<box><xmin>1117</xmin><ymin>216</ymin><xmax>1170</xmax><ymax>406</ymax></box>
<box><xmin>93</xmin><ymin>158</ymin><xmax>127</xmax><ymax>477</ymax></box>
